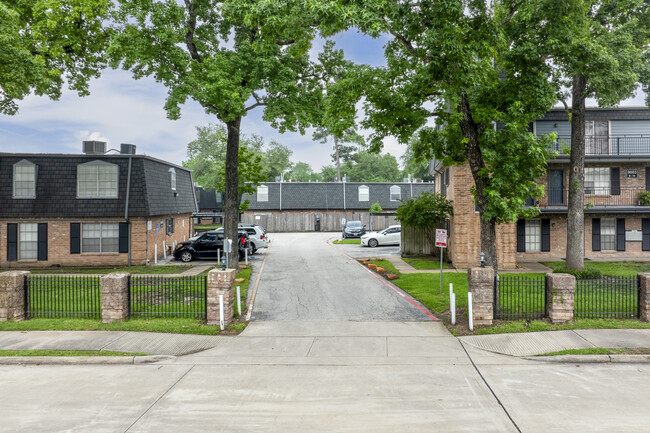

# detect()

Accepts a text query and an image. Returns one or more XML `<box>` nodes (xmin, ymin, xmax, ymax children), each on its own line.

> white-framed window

<box><xmin>13</xmin><ymin>160</ymin><xmax>36</xmax><ymax>199</ymax></box>
<box><xmin>390</xmin><ymin>185</ymin><xmax>401</xmax><ymax>201</ymax></box>
<box><xmin>169</xmin><ymin>168</ymin><xmax>177</xmax><ymax>191</ymax></box>
<box><xmin>257</xmin><ymin>185</ymin><xmax>268</xmax><ymax>202</ymax></box>
<box><xmin>81</xmin><ymin>223</ymin><xmax>119</xmax><ymax>253</ymax></box>
<box><xmin>601</xmin><ymin>218</ymin><xmax>616</xmax><ymax>251</ymax></box>
<box><xmin>19</xmin><ymin>223</ymin><xmax>38</xmax><ymax>260</ymax></box>
<box><xmin>358</xmin><ymin>185</ymin><xmax>369</xmax><ymax>202</ymax></box>
<box><xmin>585</xmin><ymin>167</ymin><xmax>610</xmax><ymax>195</ymax></box>
<box><xmin>525</xmin><ymin>219</ymin><xmax>541</xmax><ymax>252</ymax></box>
<box><xmin>77</xmin><ymin>161</ymin><xmax>118</xmax><ymax>198</ymax></box>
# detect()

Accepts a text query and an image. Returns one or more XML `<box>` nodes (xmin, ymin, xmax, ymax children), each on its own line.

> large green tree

<box><xmin>109</xmin><ymin>0</ymin><xmax>339</xmax><ymax>267</ymax></box>
<box><xmin>401</xmin><ymin>137</ymin><xmax>434</xmax><ymax>182</ymax></box>
<box><xmin>507</xmin><ymin>0</ymin><xmax>650</xmax><ymax>270</ymax></box>
<box><xmin>313</xmin><ymin>125</ymin><xmax>364</xmax><ymax>181</ymax></box>
<box><xmin>344</xmin><ymin>151</ymin><xmax>401</xmax><ymax>182</ymax></box>
<box><xmin>0</xmin><ymin>0</ymin><xmax>110</xmax><ymax>115</ymax></box>
<box><xmin>324</xmin><ymin>0</ymin><xmax>558</xmax><ymax>270</ymax></box>
<box><xmin>260</xmin><ymin>141</ymin><xmax>293</xmax><ymax>181</ymax></box>
<box><xmin>289</xmin><ymin>161</ymin><xmax>319</xmax><ymax>182</ymax></box>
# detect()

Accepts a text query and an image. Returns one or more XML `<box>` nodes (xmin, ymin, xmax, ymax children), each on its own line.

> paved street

<box><xmin>2</xmin><ymin>233</ymin><xmax>650</xmax><ymax>432</ymax></box>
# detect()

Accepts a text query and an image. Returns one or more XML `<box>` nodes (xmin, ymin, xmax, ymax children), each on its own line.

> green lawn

<box><xmin>402</xmin><ymin>257</ymin><xmax>453</xmax><ymax>270</ymax></box>
<box><xmin>542</xmin><ymin>261</ymin><xmax>650</xmax><ymax>277</ymax></box>
<box><xmin>476</xmin><ymin>318</ymin><xmax>650</xmax><ymax>335</ymax></box>
<box><xmin>0</xmin><ymin>349</ymin><xmax>148</xmax><ymax>357</ymax></box>
<box><xmin>333</xmin><ymin>239</ymin><xmax>361</xmax><ymax>244</ymax></box>
<box><xmin>194</xmin><ymin>224</ymin><xmax>222</xmax><ymax>230</ymax></box>
<box><xmin>27</xmin><ymin>265</ymin><xmax>195</xmax><ymax>275</ymax></box>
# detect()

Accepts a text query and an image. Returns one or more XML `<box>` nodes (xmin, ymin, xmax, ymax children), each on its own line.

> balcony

<box><xmin>549</xmin><ymin>136</ymin><xmax>650</xmax><ymax>156</ymax></box>
<box><xmin>530</xmin><ymin>187</ymin><xmax>650</xmax><ymax>211</ymax></box>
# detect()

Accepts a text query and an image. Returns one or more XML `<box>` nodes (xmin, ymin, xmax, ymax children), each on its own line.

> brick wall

<box><xmin>0</xmin><ymin>213</ymin><xmax>193</xmax><ymax>268</ymax></box>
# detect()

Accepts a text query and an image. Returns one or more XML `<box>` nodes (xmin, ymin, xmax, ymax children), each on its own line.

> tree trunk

<box><xmin>566</xmin><ymin>75</ymin><xmax>587</xmax><ymax>270</ymax></box>
<box><xmin>334</xmin><ymin>136</ymin><xmax>341</xmax><ymax>182</ymax></box>
<box><xmin>458</xmin><ymin>94</ymin><xmax>499</xmax><ymax>273</ymax></box>
<box><xmin>224</xmin><ymin>116</ymin><xmax>241</xmax><ymax>269</ymax></box>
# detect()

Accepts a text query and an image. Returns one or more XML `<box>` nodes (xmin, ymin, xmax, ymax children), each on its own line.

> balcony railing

<box><xmin>534</xmin><ymin>187</ymin><xmax>650</xmax><ymax>208</ymax></box>
<box><xmin>549</xmin><ymin>136</ymin><xmax>650</xmax><ymax>155</ymax></box>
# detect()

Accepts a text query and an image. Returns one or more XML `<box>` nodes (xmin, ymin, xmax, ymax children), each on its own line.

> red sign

<box><xmin>435</xmin><ymin>229</ymin><xmax>447</xmax><ymax>248</ymax></box>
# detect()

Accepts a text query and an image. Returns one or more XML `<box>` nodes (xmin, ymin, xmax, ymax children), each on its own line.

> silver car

<box><xmin>216</xmin><ymin>224</ymin><xmax>269</xmax><ymax>253</ymax></box>
<box><xmin>360</xmin><ymin>225</ymin><xmax>401</xmax><ymax>247</ymax></box>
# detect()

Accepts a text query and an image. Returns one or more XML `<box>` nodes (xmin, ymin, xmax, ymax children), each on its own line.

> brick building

<box><xmin>0</xmin><ymin>143</ymin><xmax>197</xmax><ymax>268</ymax></box>
<box><xmin>240</xmin><ymin>181</ymin><xmax>435</xmax><ymax>232</ymax></box>
<box><xmin>431</xmin><ymin>108</ymin><xmax>650</xmax><ymax>269</ymax></box>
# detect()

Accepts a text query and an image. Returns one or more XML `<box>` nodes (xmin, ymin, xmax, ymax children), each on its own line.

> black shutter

<box><xmin>516</xmin><ymin>219</ymin><xmax>526</xmax><ymax>252</ymax></box>
<box><xmin>616</xmin><ymin>218</ymin><xmax>625</xmax><ymax>251</ymax></box>
<box><xmin>70</xmin><ymin>223</ymin><xmax>80</xmax><ymax>254</ymax></box>
<box><xmin>611</xmin><ymin>167</ymin><xmax>620</xmax><ymax>195</ymax></box>
<box><xmin>119</xmin><ymin>222</ymin><xmax>129</xmax><ymax>254</ymax></box>
<box><xmin>7</xmin><ymin>223</ymin><xmax>17</xmax><ymax>262</ymax></box>
<box><xmin>541</xmin><ymin>219</ymin><xmax>551</xmax><ymax>252</ymax></box>
<box><xmin>592</xmin><ymin>218</ymin><xmax>601</xmax><ymax>251</ymax></box>
<box><xmin>37</xmin><ymin>223</ymin><xmax>48</xmax><ymax>261</ymax></box>
<box><xmin>646</xmin><ymin>167</ymin><xmax>650</xmax><ymax>191</ymax></box>
<box><xmin>643</xmin><ymin>218</ymin><xmax>650</xmax><ymax>251</ymax></box>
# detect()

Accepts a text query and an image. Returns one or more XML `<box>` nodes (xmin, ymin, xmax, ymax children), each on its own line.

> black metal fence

<box><xmin>129</xmin><ymin>275</ymin><xmax>207</xmax><ymax>319</ymax></box>
<box><xmin>26</xmin><ymin>275</ymin><xmax>102</xmax><ymax>319</ymax></box>
<box><xmin>575</xmin><ymin>276</ymin><xmax>639</xmax><ymax>319</ymax></box>
<box><xmin>551</xmin><ymin>136</ymin><xmax>650</xmax><ymax>155</ymax></box>
<box><xmin>494</xmin><ymin>274</ymin><xmax>547</xmax><ymax>320</ymax></box>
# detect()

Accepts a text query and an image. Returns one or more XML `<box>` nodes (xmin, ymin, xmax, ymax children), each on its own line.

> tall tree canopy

<box><xmin>313</xmin><ymin>125</ymin><xmax>364</xmax><ymax>181</ymax></box>
<box><xmin>507</xmin><ymin>0</ymin><xmax>650</xmax><ymax>270</ymax></box>
<box><xmin>343</xmin><ymin>151</ymin><xmax>401</xmax><ymax>182</ymax></box>
<box><xmin>109</xmin><ymin>0</ymin><xmax>342</xmax><ymax>267</ymax></box>
<box><xmin>323</xmin><ymin>0</ymin><xmax>558</xmax><ymax>270</ymax></box>
<box><xmin>0</xmin><ymin>0</ymin><xmax>110</xmax><ymax>115</ymax></box>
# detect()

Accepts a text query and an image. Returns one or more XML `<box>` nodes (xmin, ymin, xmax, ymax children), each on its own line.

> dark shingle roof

<box><xmin>0</xmin><ymin>153</ymin><xmax>197</xmax><ymax>218</ymax></box>
<box><xmin>540</xmin><ymin>107</ymin><xmax>650</xmax><ymax>122</ymax></box>
<box><xmin>242</xmin><ymin>182</ymin><xmax>435</xmax><ymax>211</ymax></box>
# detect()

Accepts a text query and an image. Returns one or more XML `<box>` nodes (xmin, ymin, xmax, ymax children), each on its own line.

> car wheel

<box><xmin>368</xmin><ymin>238</ymin><xmax>379</xmax><ymax>248</ymax></box>
<box><xmin>180</xmin><ymin>251</ymin><xmax>193</xmax><ymax>262</ymax></box>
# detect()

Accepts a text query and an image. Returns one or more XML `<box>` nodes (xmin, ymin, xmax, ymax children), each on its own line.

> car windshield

<box><xmin>347</xmin><ymin>221</ymin><xmax>363</xmax><ymax>228</ymax></box>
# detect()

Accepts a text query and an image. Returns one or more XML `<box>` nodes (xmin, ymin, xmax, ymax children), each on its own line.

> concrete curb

<box><xmin>525</xmin><ymin>354</ymin><xmax>650</xmax><ymax>364</ymax></box>
<box><xmin>0</xmin><ymin>355</ymin><xmax>175</xmax><ymax>365</ymax></box>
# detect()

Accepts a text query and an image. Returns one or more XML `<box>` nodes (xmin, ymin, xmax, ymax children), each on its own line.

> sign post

<box><xmin>435</xmin><ymin>229</ymin><xmax>448</xmax><ymax>294</ymax></box>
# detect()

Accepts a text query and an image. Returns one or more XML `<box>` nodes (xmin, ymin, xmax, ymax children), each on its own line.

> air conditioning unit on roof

<box><xmin>82</xmin><ymin>141</ymin><xmax>106</xmax><ymax>155</ymax></box>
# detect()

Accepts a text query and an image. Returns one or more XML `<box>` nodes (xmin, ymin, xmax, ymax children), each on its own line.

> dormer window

<box><xmin>358</xmin><ymin>185</ymin><xmax>369</xmax><ymax>202</ymax></box>
<box><xmin>169</xmin><ymin>168</ymin><xmax>177</xmax><ymax>191</ymax></box>
<box><xmin>390</xmin><ymin>185</ymin><xmax>401</xmax><ymax>201</ymax></box>
<box><xmin>77</xmin><ymin>160</ymin><xmax>118</xmax><ymax>198</ymax></box>
<box><xmin>13</xmin><ymin>160</ymin><xmax>36</xmax><ymax>199</ymax></box>
<box><xmin>257</xmin><ymin>185</ymin><xmax>268</xmax><ymax>202</ymax></box>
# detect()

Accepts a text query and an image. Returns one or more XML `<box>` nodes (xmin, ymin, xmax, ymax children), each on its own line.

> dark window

<box><xmin>616</xmin><ymin>218</ymin><xmax>625</xmax><ymax>252</ymax></box>
<box><xmin>541</xmin><ymin>220</ymin><xmax>551</xmax><ymax>252</ymax></box>
<box><xmin>516</xmin><ymin>220</ymin><xmax>526</xmax><ymax>252</ymax></box>
<box><xmin>592</xmin><ymin>218</ymin><xmax>601</xmax><ymax>251</ymax></box>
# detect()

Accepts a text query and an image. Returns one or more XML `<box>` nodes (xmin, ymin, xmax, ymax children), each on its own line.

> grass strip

<box><xmin>0</xmin><ymin>350</ymin><xmax>148</xmax><ymax>357</ymax></box>
<box><xmin>333</xmin><ymin>239</ymin><xmax>361</xmax><ymax>244</ymax></box>
<box><xmin>27</xmin><ymin>265</ymin><xmax>194</xmax><ymax>275</ymax></box>
<box><xmin>402</xmin><ymin>257</ymin><xmax>453</xmax><ymax>270</ymax></box>
<box><xmin>542</xmin><ymin>261</ymin><xmax>650</xmax><ymax>277</ymax></box>
<box><xmin>475</xmin><ymin>318</ymin><xmax>650</xmax><ymax>335</ymax></box>
<box><xmin>537</xmin><ymin>348</ymin><xmax>627</xmax><ymax>356</ymax></box>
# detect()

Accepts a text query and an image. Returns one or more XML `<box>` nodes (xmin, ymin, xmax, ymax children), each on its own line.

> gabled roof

<box><xmin>0</xmin><ymin>153</ymin><xmax>197</xmax><ymax>218</ymax></box>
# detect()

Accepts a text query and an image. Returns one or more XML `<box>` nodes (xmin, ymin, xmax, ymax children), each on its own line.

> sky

<box><xmin>0</xmin><ymin>29</ymin><xmax>646</xmax><ymax>171</ymax></box>
<box><xmin>0</xmin><ymin>31</ymin><xmax>399</xmax><ymax>172</ymax></box>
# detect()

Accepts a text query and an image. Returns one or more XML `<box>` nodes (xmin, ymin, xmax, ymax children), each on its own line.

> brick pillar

<box><xmin>639</xmin><ymin>274</ymin><xmax>650</xmax><ymax>322</ymax></box>
<box><xmin>468</xmin><ymin>267</ymin><xmax>495</xmax><ymax>326</ymax></box>
<box><xmin>546</xmin><ymin>273</ymin><xmax>575</xmax><ymax>324</ymax></box>
<box><xmin>101</xmin><ymin>273</ymin><xmax>130</xmax><ymax>323</ymax></box>
<box><xmin>0</xmin><ymin>271</ymin><xmax>28</xmax><ymax>321</ymax></box>
<box><xmin>207</xmin><ymin>269</ymin><xmax>235</xmax><ymax>327</ymax></box>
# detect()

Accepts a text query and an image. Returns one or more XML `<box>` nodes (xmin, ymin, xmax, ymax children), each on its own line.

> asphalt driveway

<box><xmin>250</xmin><ymin>232</ymin><xmax>431</xmax><ymax>321</ymax></box>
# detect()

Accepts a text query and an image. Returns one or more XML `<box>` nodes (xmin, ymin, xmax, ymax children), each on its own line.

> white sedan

<box><xmin>361</xmin><ymin>225</ymin><xmax>402</xmax><ymax>247</ymax></box>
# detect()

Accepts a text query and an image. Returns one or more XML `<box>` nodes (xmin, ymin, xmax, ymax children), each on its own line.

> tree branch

<box><xmin>245</xmin><ymin>91</ymin><xmax>265</xmax><ymax>111</ymax></box>
<box><xmin>498</xmin><ymin>1</ymin><xmax>524</xmax><ymax>27</ymax></box>
<box><xmin>184</xmin><ymin>0</ymin><xmax>201</xmax><ymax>62</ymax></box>
<box><xmin>276</xmin><ymin>39</ymin><xmax>295</xmax><ymax>46</ymax></box>
<box><xmin>559</xmin><ymin>96</ymin><xmax>570</xmax><ymax>115</ymax></box>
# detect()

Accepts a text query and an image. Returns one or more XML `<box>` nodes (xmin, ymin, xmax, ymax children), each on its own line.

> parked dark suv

<box><xmin>173</xmin><ymin>230</ymin><xmax>250</xmax><ymax>262</ymax></box>
<box><xmin>342</xmin><ymin>220</ymin><xmax>366</xmax><ymax>239</ymax></box>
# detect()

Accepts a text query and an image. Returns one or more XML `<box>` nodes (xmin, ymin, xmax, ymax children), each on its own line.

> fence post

<box><xmin>639</xmin><ymin>274</ymin><xmax>650</xmax><ymax>321</ymax></box>
<box><xmin>0</xmin><ymin>271</ymin><xmax>29</xmax><ymax>322</ymax></box>
<box><xmin>546</xmin><ymin>273</ymin><xmax>576</xmax><ymax>324</ymax></box>
<box><xmin>467</xmin><ymin>267</ymin><xmax>495</xmax><ymax>326</ymax></box>
<box><xmin>100</xmin><ymin>273</ymin><xmax>130</xmax><ymax>323</ymax></box>
<box><xmin>207</xmin><ymin>269</ymin><xmax>235</xmax><ymax>327</ymax></box>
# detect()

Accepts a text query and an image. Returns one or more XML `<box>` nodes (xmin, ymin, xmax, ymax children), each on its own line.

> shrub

<box><xmin>553</xmin><ymin>266</ymin><xmax>603</xmax><ymax>279</ymax></box>
<box><xmin>639</xmin><ymin>191</ymin><xmax>650</xmax><ymax>206</ymax></box>
<box><xmin>369</xmin><ymin>201</ymin><xmax>383</xmax><ymax>214</ymax></box>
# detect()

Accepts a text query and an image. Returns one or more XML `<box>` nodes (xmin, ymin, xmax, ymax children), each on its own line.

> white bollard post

<box><xmin>449</xmin><ymin>283</ymin><xmax>453</xmax><ymax>299</ymax></box>
<box><xmin>451</xmin><ymin>293</ymin><xmax>456</xmax><ymax>325</ymax></box>
<box><xmin>217</xmin><ymin>248</ymin><xmax>221</xmax><ymax>265</ymax></box>
<box><xmin>245</xmin><ymin>248</ymin><xmax>248</xmax><ymax>265</ymax></box>
<box><xmin>163</xmin><ymin>241</ymin><xmax>167</xmax><ymax>259</ymax></box>
<box><xmin>154</xmin><ymin>244</ymin><xmax>158</xmax><ymax>265</ymax></box>
<box><xmin>468</xmin><ymin>292</ymin><xmax>473</xmax><ymax>331</ymax></box>
<box><xmin>236</xmin><ymin>286</ymin><xmax>241</xmax><ymax>316</ymax></box>
<box><xmin>219</xmin><ymin>294</ymin><xmax>224</xmax><ymax>330</ymax></box>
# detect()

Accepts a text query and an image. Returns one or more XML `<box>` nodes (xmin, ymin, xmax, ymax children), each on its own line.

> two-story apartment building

<box><xmin>0</xmin><ymin>142</ymin><xmax>198</xmax><ymax>268</ymax></box>
<box><xmin>240</xmin><ymin>181</ymin><xmax>435</xmax><ymax>232</ymax></box>
<box><xmin>431</xmin><ymin>107</ymin><xmax>650</xmax><ymax>269</ymax></box>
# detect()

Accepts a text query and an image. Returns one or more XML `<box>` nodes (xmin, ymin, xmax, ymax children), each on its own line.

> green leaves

<box><xmin>395</xmin><ymin>191</ymin><xmax>453</xmax><ymax>229</ymax></box>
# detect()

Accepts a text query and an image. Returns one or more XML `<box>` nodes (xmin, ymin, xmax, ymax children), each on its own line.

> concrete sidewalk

<box><xmin>1</xmin><ymin>324</ymin><xmax>650</xmax><ymax>364</ymax></box>
<box><xmin>381</xmin><ymin>255</ymin><xmax>553</xmax><ymax>274</ymax></box>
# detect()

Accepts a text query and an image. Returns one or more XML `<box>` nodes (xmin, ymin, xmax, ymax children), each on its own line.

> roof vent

<box><xmin>82</xmin><ymin>141</ymin><xmax>106</xmax><ymax>155</ymax></box>
<box><xmin>121</xmin><ymin>143</ymin><xmax>136</xmax><ymax>154</ymax></box>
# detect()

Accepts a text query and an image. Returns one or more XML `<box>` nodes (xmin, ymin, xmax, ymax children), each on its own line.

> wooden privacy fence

<box><xmin>241</xmin><ymin>212</ymin><xmax>399</xmax><ymax>232</ymax></box>
<box><xmin>401</xmin><ymin>225</ymin><xmax>450</xmax><ymax>258</ymax></box>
